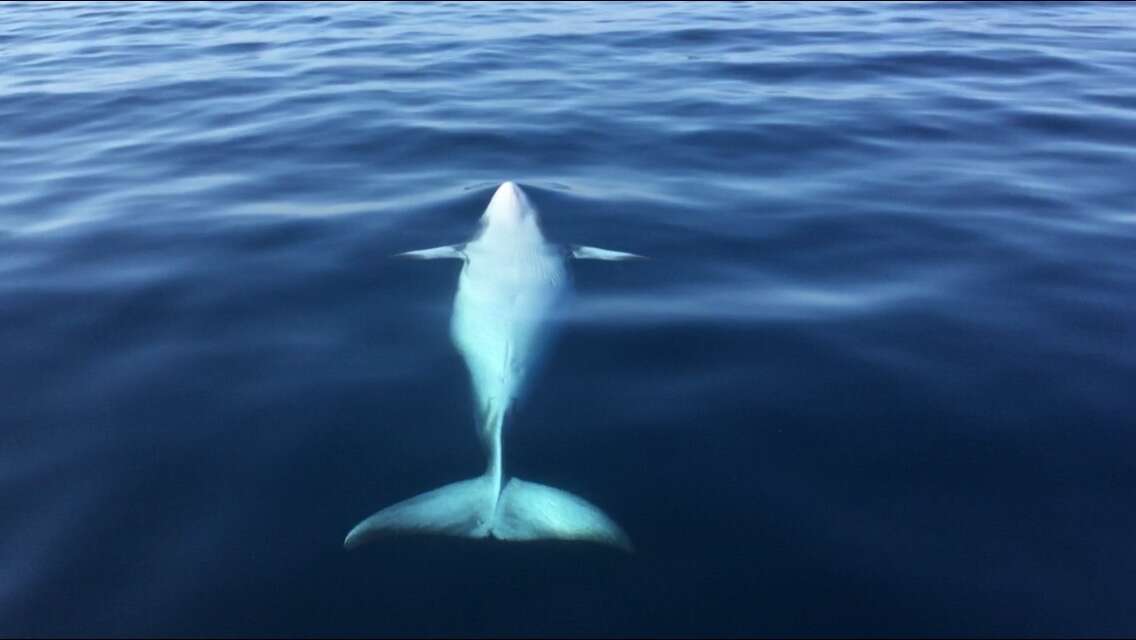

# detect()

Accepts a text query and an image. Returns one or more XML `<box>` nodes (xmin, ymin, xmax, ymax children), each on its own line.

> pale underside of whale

<box><xmin>344</xmin><ymin>181</ymin><xmax>642</xmax><ymax>552</ymax></box>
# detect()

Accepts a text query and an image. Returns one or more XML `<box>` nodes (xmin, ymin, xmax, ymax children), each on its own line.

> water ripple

<box><xmin>2</xmin><ymin>1</ymin><xmax>1136</xmax><ymax>636</ymax></box>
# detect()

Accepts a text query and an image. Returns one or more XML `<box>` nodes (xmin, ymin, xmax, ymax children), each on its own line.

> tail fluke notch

<box><xmin>345</xmin><ymin>476</ymin><xmax>631</xmax><ymax>552</ymax></box>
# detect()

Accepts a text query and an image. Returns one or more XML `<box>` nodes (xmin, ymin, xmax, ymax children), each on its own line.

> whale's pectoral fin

<box><xmin>491</xmin><ymin>478</ymin><xmax>633</xmax><ymax>552</ymax></box>
<box><xmin>344</xmin><ymin>476</ymin><xmax>497</xmax><ymax>549</ymax></box>
<box><xmin>570</xmin><ymin>245</ymin><xmax>645</xmax><ymax>261</ymax></box>
<box><xmin>394</xmin><ymin>244</ymin><xmax>465</xmax><ymax>260</ymax></box>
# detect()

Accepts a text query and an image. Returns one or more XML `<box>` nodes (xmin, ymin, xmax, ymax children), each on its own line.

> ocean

<box><xmin>2</xmin><ymin>1</ymin><xmax>1135</xmax><ymax>636</ymax></box>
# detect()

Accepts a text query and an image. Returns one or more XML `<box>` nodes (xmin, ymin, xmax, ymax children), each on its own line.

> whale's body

<box><xmin>344</xmin><ymin>181</ymin><xmax>641</xmax><ymax>551</ymax></box>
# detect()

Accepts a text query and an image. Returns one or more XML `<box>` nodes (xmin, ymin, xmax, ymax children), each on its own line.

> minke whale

<box><xmin>344</xmin><ymin>181</ymin><xmax>641</xmax><ymax>552</ymax></box>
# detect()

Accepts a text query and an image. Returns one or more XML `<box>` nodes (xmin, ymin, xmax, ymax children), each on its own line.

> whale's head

<box><xmin>481</xmin><ymin>181</ymin><xmax>538</xmax><ymax>229</ymax></box>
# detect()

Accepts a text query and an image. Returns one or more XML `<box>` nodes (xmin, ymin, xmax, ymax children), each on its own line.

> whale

<box><xmin>344</xmin><ymin>181</ymin><xmax>642</xmax><ymax>551</ymax></box>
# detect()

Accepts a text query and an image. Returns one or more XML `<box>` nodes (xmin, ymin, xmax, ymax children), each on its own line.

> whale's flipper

<box><xmin>343</xmin><ymin>476</ymin><xmax>496</xmax><ymax>549</ymax></box>
<box><xmin>491</xmin><ymin>478</ymin><xmax>633</xmax><ymax>551</ymax></box>
<box><xmin>570</xmin><ymin>245</ymin><xmax>644</xmax><ymax>261</ymax></box>
<box><xmin>395</xmin><ymin>244</ymin><xmax>465</xmax><ymax>260</ymax></box>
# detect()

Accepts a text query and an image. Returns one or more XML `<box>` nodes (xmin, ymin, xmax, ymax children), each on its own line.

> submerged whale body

<box><xmin>344</xmin><ymin>181</ymin><xmax>642</xmax><ymax>551</ymax></box>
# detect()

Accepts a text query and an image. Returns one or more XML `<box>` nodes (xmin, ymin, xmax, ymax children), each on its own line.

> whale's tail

<box><xmin>343</xmin><ymin>475</ymin><xmax>631</xmax><ymax>552</ymax></box>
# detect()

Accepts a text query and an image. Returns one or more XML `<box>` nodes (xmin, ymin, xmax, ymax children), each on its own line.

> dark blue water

<box><xmin>3</xmin><ymin>1</ymin><xmax>1136</xmax><ymax>636</ymax></box>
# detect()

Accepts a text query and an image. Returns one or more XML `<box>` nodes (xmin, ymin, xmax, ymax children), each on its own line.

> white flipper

<box><xmin>570</xmin><ymin>245</ymin><xmax>645</xmax><ymax>261</ymax></box>
<box><xmin>491</xmin><ymin>478</ymin><xmax>632</xmax><ymax>551</ymax></box>
<box><xmin>343</xmin><ymin>476</ymin><xmax>496</xmax><ymax>549</ymax></box>
<box><xmin>394</xmin><ymin>244</ymin><xmax>465</xmax><ymax>260</ymax></box>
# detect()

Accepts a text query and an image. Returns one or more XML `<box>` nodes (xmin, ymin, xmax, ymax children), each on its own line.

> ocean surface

<box><xmin>2</xmin><ymin>1</ymin><xmax>1135</xmax><ymax>637</ymax></box>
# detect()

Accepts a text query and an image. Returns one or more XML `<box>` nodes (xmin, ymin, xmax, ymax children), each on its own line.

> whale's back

<box><xmin>452</xmin><ymin>239</ymin><xmax>567</xmax><ymax>419</ymax></box>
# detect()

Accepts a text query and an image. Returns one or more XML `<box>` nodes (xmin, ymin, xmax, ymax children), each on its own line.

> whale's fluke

<box><xmin>492</xmin><ymin>478</ymin><xmax>632</xmax><ymax>551</ymax></box>
<box><xmin>344</xmin><ymin>476</ymin><xmax>631</xmax><ymax>552</ymax></box>
<box><xmin>343</xmin><ymin>476</ymin><xmax>497</xmax><ymax>549</ymax></box>
<box><xmin>571</xmin><ymin>245</ymin><xmax>645</xmax><ymax>261</ymax></box>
